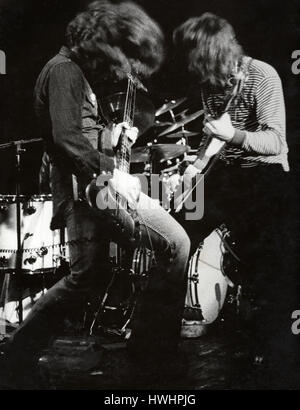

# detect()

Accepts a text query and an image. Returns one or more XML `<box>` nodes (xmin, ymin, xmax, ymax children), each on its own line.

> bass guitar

<box><xmin>86</xmin><ymin>74</ymin><xmax>142</xmax><ymax>241</ymax></box>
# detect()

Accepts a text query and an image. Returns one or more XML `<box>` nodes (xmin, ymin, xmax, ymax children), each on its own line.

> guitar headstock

<box><xmin>126</xmin><ymin>73</ymin><xmax>148</xmax><ymax>93</ymax></box>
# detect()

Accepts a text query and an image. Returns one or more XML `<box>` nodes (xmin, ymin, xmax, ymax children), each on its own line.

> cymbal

<box><xmin>131</xmin><ymin>144</ymin><xmax>190</xmax><ymax>163</ymax></box>
<box><xmin>131</xmin><ymin>146</ymin><xmax>150</xmax><ymax>163</ymax></box>
<box><xmin>165</xmin><ymin>130</ymin><xmax>199</xmax><ymax>139</ymax></box>
<box><xmin>158</xmin><ymin>109</ymin><xmax>204</xmax><ymax>137</ymax></box>
<box><xmin>155</xmin><ymin>97</ymin><xmax>187</xmax><ymax>117</ymax></box>
<box><xmin>102</xmin><ymin>92</ymin><xmax>155</xmax><ymax>136</ymax></box>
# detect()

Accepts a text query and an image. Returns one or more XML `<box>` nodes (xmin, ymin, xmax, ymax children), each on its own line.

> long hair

<box><xmin>173</xmin><ymin>13</ymin><xmax>243</xmax><ymax>88</ymax></box>
<box><xmin>65</xmin><ymin>0</ymin><xmax>164</xmax><ymax>80</ymax></box>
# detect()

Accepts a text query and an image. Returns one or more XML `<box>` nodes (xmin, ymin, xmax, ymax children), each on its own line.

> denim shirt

<box><xmin>34</xmin><ymin>46</ymin><xmax>115</xmax><ymax>228</ymax></box>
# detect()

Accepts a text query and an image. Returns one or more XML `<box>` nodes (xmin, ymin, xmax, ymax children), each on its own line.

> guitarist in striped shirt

<box><xmin>173</xmin><ymin>13</ymin><xmax>290</xmax><ymax>360</ymax></box>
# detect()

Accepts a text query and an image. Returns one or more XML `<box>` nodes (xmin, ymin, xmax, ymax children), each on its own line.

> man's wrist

<box><xmin>230</xmin><ymin>129</ymin><xmax>247</xmax><ymax>146</ymax></box>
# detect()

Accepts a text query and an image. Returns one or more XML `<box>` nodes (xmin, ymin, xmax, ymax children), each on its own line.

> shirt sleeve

<box><xmin>241</xmin><ymin>73</ymin><xmax>286</xmax><ymax>155</ymax></box>
<box><xmin>48</xmin><ymin>62</ymin><xmax>115</xmax><ymax>181</ymax></box>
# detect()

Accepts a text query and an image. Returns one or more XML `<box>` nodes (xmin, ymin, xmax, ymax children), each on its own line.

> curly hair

<box><xmin>173</xmin><ymin>13</ymin><xmax>243</xmax><ymax>88</ymax></box>
<box><xmin>65</xmin><ymin>0</ymin><xmax>164</xmax><ymax>79</ymax></box>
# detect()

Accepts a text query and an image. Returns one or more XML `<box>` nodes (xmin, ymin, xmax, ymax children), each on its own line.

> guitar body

<box><xmin>167</xmin><ymin>138</ymin><xmax>225</xmax><ymax>214</ymax></box>
<box><xmin>86</xmin><ymin>178</ymin><xmax>136</xmax><ymax>241</ymax></box>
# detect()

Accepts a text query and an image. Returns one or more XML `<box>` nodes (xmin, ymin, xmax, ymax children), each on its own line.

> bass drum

<box><xmin>130</xmin><ymin>227</ymin><xmax>234</xmax><ymax>326</ymax></box>
<box><xmin>0</xmin><ymin>194</ymin><xmax>68</xmax><ymax>274</ymax></box>
<box><xmin>184</xmin><ymin>226</ymin><xmax>234</xmax><ymax>325</ymax></box>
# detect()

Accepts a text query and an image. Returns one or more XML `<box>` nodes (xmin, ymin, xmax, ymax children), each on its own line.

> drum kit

<box><xmin>0</xmin><ymin>139</ymin><xmax>68</xmax><ymax>325</ymax></box>
<box><xmin>0</xmin><ymin>94</ymin><xmax>240</xmax><ymax>337</ymax></box>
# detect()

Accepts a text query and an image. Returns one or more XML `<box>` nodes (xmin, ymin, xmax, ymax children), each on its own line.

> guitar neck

<box><xmin>118</xmin><ymin>132</ymin><xmax>132</xmax><ymax>173</ymax></box>
<box><xmin>117</xmin><ymin>74</ymin><xmax>137</xmax><ymax>173</ymax></box>
<box><xmin>194</xmin><ymin>81</ymin><xmax>242</xmax><ymax>173</ymax></box>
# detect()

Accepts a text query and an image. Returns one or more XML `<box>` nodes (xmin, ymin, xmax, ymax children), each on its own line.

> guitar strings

<box><xmin>116</xmin><ymin>75</ymin><xmax>156</xmax><ymax>257</ymax></box>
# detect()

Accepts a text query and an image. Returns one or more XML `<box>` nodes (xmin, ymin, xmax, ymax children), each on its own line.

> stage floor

<box><xmin>1</xmin><ymin>324</ymin><xmax>298</xmax><ymax>390</ymax></box>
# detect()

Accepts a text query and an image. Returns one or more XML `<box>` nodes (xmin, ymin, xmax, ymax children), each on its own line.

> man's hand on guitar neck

<box><xmin>111</xmin><ymin>122</ymin><xmax>139</xmax><ymax>148</ymax></box>
<box><xmin>203</xmin><ymin>113</ymin><xmax>235</xmax><ymax>142</ymax></box>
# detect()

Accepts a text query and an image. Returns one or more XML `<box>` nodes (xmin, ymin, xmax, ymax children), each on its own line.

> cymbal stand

<box><xmin>15</xmin><ymin>142</ymin><xmax>25</xmax><ymax>323</ymax></box>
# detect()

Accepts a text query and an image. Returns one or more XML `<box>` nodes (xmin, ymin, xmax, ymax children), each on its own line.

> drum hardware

<box><xmin>154</xmin><ymin>120</ymin><xmax>173</xmax><ymax>127</ymax></box>
<box><xmin>88</xmin><ymin>265</ymin><xmax>136</xmax><ymax>337</ymax></box>
<box><xmin>23</xmin><ymin>203</ymin><xmax>37</xmax><ymax>215</ymax></box>
<box><xmin>190</xmin><ymin>274</ymin><xmax>199</xmax><ymax>284</ymax></box>
<box><xmin>0</xmin><ymin>256</ymin><xmax>9</xmax><ymax>268</ymax></box>
<box><xmin>0</xmin><ymin>204</ymin><xmax>8</xmax><ymax>212</ymax></box>
<box><xmin>175</xmin><ymin>109</ymin><xmax>189</xmax><ymax>119</ymax></box>
<box><xmin>24</xmin><ymin>232</ymin><xmax>33</xmax><ymax>241</ymax></box>
<box><xmin>23</xmin><ymin>255</ymin><xmax>37</xmax><ymax>265</ymax></box>
<box><xmin>87</xmin><ymin>246</ymin><xmax>155</xmax><ymax>338</ymax></box>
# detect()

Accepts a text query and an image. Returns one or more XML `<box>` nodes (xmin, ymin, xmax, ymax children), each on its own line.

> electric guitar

<box><xmin>171</xmin><ymin>73</ymin><xmax>246</xmax><ymax>214</ymax></box>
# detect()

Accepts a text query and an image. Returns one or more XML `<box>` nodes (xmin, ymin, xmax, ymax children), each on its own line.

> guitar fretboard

<box><xmin>118</xmin><ymin>75</ymin><xmax>136</xmax><ymax>174</ymax></box>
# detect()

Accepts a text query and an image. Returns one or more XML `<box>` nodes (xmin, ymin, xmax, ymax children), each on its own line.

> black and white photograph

<box><xmin>0</xmin><ymin>0</ymin><xmax>299</xmax><ymax>392</ymax></box>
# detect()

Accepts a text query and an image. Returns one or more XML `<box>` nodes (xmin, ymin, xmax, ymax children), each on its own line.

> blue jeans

<box><xmin>8</xmin><ymin>193</ymin><xmax>190</xmax><ymax>359</ymax></box>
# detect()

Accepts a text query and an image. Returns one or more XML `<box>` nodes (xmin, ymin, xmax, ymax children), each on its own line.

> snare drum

<box><xmin>0</xmin><ymin>195</ymin><xmax>67</xmax><ymax>274</ymax></box>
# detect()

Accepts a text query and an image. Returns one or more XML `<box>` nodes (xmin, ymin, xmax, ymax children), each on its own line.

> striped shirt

<box><xmin>200</xmin><ymin>57</ymin><xmax>289</xmax><ymax>171</ymax></box>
